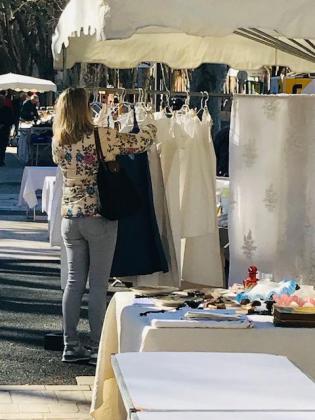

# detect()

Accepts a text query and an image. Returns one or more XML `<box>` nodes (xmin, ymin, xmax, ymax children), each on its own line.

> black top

<box><xmin>0</xmin><ymin>106</ymin><xmax>14</xmax><ymax>135</ymax></box>
<box><xmin>20</xmin><ymin>100</ymin><xmax>39</xmax><ymax>122</ymax></box>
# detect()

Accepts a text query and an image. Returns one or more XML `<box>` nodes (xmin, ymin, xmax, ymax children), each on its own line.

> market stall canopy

<box><xmin>53</xmin><ymin>0</ymin><xmax>315</xmax><ymax>71</ymax></box>
<box><xmin>0</xmin><ymin>73</ymin><xmax>57</xmax><ymax>93</ymax></box>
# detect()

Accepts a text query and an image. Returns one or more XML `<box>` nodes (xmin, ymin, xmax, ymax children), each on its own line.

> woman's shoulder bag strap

<box><xmin>94</xmin><ymin>127</ymin><xmax>105</xmax><ymax>161</ymax></box>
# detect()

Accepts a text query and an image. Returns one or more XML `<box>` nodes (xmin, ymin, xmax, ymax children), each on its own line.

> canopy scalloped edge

<box><xmin>53</xmin><ymin>33</ymin><xmax>315</xmax><ymax>73</ymax></box>
<box><xmin>52</xmin><ymin>0</ymin><xmax>315</xmax><ymax>72</ymax></box>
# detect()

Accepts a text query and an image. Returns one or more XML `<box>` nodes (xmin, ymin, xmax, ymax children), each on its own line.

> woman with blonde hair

<box><xmin>52</xmin><ymin>88</ymin><xmax>156</xmax><ymax>364</ymax></box>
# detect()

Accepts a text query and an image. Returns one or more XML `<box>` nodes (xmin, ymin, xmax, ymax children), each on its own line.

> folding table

<box><xmin>112</xmin><ymin>352</ymin><xmax>315</xmax><ymax>419</ymax></box>
<box><xmin>132</xmin><ymin>413</ymin><xmax>315</xmax><ymax>420</ymax></box>
<box><xmin>18</xmin><ymin>166</ymin><xmax>57</xmax><ymax>220</ymax></box>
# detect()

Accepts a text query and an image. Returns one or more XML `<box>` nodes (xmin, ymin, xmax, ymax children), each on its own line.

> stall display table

<box><xmin>18</xmin><ymin>126</ymin><xmax>52</xmax><ymax>165</ymax></box>
<box><xmin>112</xmin><ymin>352</ymin><xmax>315</xmax><ymax>419</ymax></box>
<box><xmin>18</xmin><ymin>166</ymin><xmax>57</xmax><ymax>210</ymax></box>
<box><xmin>132</xmin><ymin>413</ymin><xmax>315</xmax><ymax>420</ymax></box>
<box><xmin>42</xmin><ymin>176</ymin><xmax>56</xmax><ymax>221</ymax></box>
<box><xmin>91</xmin><ymin>292</ymin><xmax>315</xmax><ymax>420</ymax></box>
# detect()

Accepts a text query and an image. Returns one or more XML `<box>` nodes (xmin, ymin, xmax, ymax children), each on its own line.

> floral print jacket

<box><xmin>52</xmin><ymin>124</ymin><xmax>157</xmax><ymax>218</ymax></box>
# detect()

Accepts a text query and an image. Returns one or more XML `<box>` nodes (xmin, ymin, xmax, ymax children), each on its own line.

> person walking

<box><xmin>52</xmin><ymin>88</ymin><xmax>156</xmax><ymax>364</ymax></box>
<box><xmin>0</xmin><ymin>95</ymin><xmax>14</xmax><ymax>166</ymax></box>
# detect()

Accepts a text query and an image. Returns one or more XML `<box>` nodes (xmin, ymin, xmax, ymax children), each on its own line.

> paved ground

<box><xmin>0</xmin><ymin>253</ymin><xmax>96</xmax><ymax>385</ymax></box>
<box><xmin>0</xmin><ymin>376</ymin><xmax>94</xmax><ymax>419</ymax></box>
<box><xmin>0</xmin><ymin>149</ymin><xmax>95</xmax><ymax>385</ymax></box>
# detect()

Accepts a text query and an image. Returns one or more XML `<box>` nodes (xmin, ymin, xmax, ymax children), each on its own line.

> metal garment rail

<box><xmin>92</xmin><ymin>87</ymin><xmax>232</xmax><ymax>98</ymax></box>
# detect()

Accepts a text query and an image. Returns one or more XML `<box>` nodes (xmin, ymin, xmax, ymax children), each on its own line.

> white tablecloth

<box><xmin>42</xmin><ymin>176</ymin><xmax>56</xmax><ymax>221</ymax></box>
<box><xmin>49</xmin><ymin>168</ymin><xmax>63</xmax><ymax>246</ymax></box>
<box><xmin>91</xmin><ymin>292</ymin><xmax>315</xmax><ymax>420</ymax></box>
<box><xmin>113</xmin><ymin>352</ymin><xmax>315</xmax><ymax>414</ymax></box>
<box><xmin>18</xmin><ymin>166</ymin><xmax>57</xmax><ymax>209</ymax></box>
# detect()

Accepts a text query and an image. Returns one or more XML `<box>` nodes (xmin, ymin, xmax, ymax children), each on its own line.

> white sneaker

<box><xmin>62</xmin><ymin>345</ymin><xmax>91</xmax><ymax>363</ymax></box>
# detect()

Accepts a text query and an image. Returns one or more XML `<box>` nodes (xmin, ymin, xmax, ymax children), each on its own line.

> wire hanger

<box><xmin>197</xmin><ymin>91</ymin><xmax>209</xmax><ymax>116</ymax></box>
<box><xmin>177</xmin><ymin>90</ymin><xmax>190</xmax><ymax>115</ymax></box>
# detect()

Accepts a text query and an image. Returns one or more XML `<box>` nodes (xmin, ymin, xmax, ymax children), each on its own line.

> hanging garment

<box><xmin>133</xmin><ymin>144</ymin><xmax>180</xmax><ymax>287</ymax></box>
<box><xmin>155</xmin><ymin>111</ymin><xmax>223</xmax><ymax>287</ymax></box>
<box><xmin>229</xmin><ymin>94</ymin><xmax>315</xmax><ymax>286</ymax></box>
<box><xmin>178</xmin><ymin>110</ymin><xmax>223</xmax><ymax>287</ymax></box>
<box><xmin>154</xmin><ymin>114</ymin><xmax>184</xmax><ymax>277</ymax></box>
<box><xmin>177</xmin><ymin>110</ymin><xmax>217</xmax><ymax>238</ymax></box>
<box><xmin>111</xmin><ymin>112</ymin><xmax>168</xmax><ymax>278</ymax></box>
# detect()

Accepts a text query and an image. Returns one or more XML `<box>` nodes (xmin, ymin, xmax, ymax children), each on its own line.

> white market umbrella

<box><xmin>53</xmin><ymin>0</ymin><xmax>315</xmax><ymax>71</ymax></box>
<box><xmin>0</xmin><ymin>73</ymin><xmax>57</xmax><ymax>93</ymax></box>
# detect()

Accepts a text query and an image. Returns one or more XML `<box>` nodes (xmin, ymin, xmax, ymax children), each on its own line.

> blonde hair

<box><xmin>53</xmin><ymin>88</ymin><xmax>94</xmax><ymax>145</ymax></box>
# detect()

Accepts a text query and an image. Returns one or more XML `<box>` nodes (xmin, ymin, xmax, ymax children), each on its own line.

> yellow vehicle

<box><xmin>283</xmin><ymin>74</ymin><xmax>315</xmax><ymax>94</ymax></box>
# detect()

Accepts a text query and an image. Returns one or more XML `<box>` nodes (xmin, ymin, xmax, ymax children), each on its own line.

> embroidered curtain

<box><xmin>229</xmin><ymin>95</ymin><xmax>315</xmax><ymax>286</ymax></box>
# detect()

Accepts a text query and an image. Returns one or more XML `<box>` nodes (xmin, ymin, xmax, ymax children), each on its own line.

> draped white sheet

<box><xmin>229</xmin><ymin>95</ymin><xmax>315</xmax><ymax>286</ymax></box>
<box><xmin>53</xmin><ymin>0</ymin><xmax>315</xmax><ymax>71</ymax></box>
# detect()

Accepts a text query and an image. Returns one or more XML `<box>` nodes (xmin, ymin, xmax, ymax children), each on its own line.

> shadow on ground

<box><xmin>0</xmin><ymin>259</ymin><xmax>95</xmax><ymax>385</ymax></box>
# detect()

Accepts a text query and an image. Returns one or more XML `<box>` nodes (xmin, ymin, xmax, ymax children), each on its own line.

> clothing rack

<box><xmin>93</xmin><ymin>87</ymin><xmax>232</xmax><ymax>99</ymax></box>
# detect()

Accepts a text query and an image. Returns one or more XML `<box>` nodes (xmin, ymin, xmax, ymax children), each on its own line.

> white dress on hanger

<box><xmin>181</xmin><ymin>110</ymin><xmax>223</xmax><ymax>287</ymax></box>
<box><xmin>155</xmin><ymin>111</ymin><xmax>223</xmax><ymax>287</ymax></box>
<box><xmin>153</xmin><ymin>114</ymin><xmax>187</xmax><ymax>278</ymax></box>
<box><xmin>178</xmin><ymin>110</ymin><xmax>217</xmax><ymax>238</ymax></box>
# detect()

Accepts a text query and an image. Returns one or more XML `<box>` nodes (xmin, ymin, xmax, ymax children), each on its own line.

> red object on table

<box><xmin>243</xmin><ymin>266</ymin><xmax>258</xmax><ymax>289</ymax></box>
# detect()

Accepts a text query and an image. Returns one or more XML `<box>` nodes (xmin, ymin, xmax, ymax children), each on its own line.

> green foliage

<box><xmin>0</xmin><ymin>0</ymin><xmax>66</xmax><ymax>78</ymax></box>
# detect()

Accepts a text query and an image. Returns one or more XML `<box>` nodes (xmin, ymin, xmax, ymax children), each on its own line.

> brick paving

<box><xmin>0</xmin><ymin>377</ymin><xmax>95</xmax><ymax>419</ymax></box>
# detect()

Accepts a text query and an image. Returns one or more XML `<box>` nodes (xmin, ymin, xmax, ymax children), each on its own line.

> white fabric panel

<box><xmin>42</xmin><ymin>176</ymin><xmax>56</xmax><ymax>221</ymax></box>
<box><xmin>49</xmin><ymin>167</ymin><xmax>63</xmax><ymax>247</ymax></box>
<box><xmin>53</xmin><ymin>0</ymin><xmax>315</xmax><ymax>70</ymax></box>
<box><xmin>229</xmin><ymin>94</ymin><xmax>315</xmax><ymax>285</ymax></box>
<box><xmin>0</xmin><ymin>73</ymin><xmax>56</xmax><ymax>92</ymax></box>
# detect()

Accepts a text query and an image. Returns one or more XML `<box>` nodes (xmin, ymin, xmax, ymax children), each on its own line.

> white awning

<box><xmin>53</xmin><ymin>0</ymin><xmax>315</xmax><ymax>71</ymax></box>
<box><xmin>0</xmin><ymin>73</ymin><xmax>57</xmax><ymax>93</ymax></box>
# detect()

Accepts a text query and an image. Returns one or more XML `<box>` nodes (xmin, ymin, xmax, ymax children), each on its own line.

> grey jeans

<box><xmin>61</xmin><ymin>216</ymin><xmax>118</xmax><ymax>347</ymax></box>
